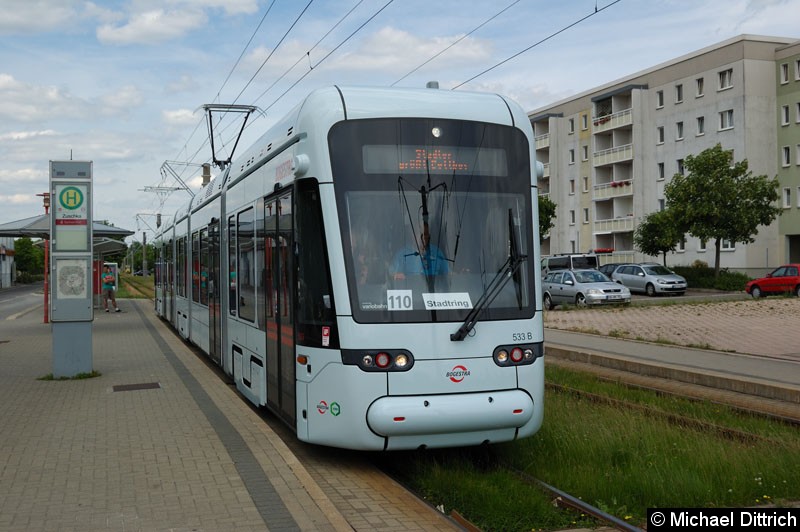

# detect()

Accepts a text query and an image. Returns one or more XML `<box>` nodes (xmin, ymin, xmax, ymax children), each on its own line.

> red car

<box><xmin>745</xmin><ymin>264</ymin><xmax>800</xmax><ymax>298</ymax></box>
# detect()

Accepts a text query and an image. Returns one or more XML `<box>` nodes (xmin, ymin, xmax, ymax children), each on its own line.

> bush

<box><xmin>672</xmin><ymin>265</ymin><xmax>750</xmax><ymax>291</ymax></box>
<box><xmin>15</xmin><ymin>272</ymin><xmax>45</xmax><ymax>284</ymax></box>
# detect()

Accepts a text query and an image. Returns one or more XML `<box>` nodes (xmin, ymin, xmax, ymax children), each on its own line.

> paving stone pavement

<box><xmin>0</xmin><ymin>298</ymin><xmax>351</xmax><ymax>532</ymax></box>
<box><xmin>543</xmin><ymin>296</ymin><xmax>800</xmax><ymax>361</ymax></box>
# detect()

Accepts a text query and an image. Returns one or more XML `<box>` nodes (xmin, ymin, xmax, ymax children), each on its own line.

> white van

<box><xmin>541</xmin><ymin>253</ymin><xmax>598</xmax><ymax>275</ymax></box>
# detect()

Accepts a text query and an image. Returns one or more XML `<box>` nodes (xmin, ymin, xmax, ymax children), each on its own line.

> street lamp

<box><xmin>36</xmin><ymin>192</ymin><xmax>51</xmax><ymax>323</ymax></box>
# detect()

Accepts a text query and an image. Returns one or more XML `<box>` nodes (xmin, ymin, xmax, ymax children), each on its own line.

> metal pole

<box><xmin>37</xmin><ymin>192</ymin><xmax>51</xmax><ymax>324</ymax></box>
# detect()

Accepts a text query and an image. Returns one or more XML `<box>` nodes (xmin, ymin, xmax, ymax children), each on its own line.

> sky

<box><xmin>1</xmin><ymin>0</ymin><xmax>798</xmax><ymax>245</ymax></box>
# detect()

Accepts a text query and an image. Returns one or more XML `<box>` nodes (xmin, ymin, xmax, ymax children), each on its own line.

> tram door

<box><xmin>265</xmin><ymin>193</ymin><xmax>295</xmax><ymax>425</ymax></box>
<box><xmin>208</xmin><ymin>221</ymin><xmax>222</xmax><ymax>364</ymax></box>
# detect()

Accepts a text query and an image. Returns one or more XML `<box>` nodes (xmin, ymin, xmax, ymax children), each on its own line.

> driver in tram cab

<box><xmin>390</xmin><ymin>224</ymin><xmax>449</xmax><ymax>281</ymax></box>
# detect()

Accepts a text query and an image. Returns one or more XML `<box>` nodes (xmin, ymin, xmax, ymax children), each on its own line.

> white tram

<box><xmin>154</xmin><ymin>85</ymin><xmax>545</xmax><ymax>450</ymax></box>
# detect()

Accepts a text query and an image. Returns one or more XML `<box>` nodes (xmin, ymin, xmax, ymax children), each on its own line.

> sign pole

<box><xmin>49</xmin><ymin>161</ymin><xmax>94</xmax><ymax>378</ymax></box>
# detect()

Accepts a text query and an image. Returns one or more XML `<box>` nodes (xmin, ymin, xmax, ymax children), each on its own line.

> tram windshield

<box><xmin>330</xmin><ymin>118</ymin><xmax>535</xmax><ymax>324</ymax></box>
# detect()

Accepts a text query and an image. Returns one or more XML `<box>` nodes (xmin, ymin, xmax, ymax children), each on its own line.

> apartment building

<box><xmin>776</xmin><ymin>40</ymin><xmax>800</xmax><ymax>263</ymax></box>
<box><xmin>529</xmin><ymin>34</ymin><xmax>797</xmax><ymax>275</ymax></box>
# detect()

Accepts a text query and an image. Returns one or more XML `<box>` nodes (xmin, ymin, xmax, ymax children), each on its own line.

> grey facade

<box><xmin>529</xmin><ymin>34</ymin><xmax>797</xmax><ymax>275</ymax></box>
<box><xmin>0</xmin><ymin>237</ymin><xmax>14</xmax><ymax>288</ymax></box>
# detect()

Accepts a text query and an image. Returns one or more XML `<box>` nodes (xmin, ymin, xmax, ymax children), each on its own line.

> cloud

<box><xmin>0</xmin><ymin>0</ymin><xmax>80</xmax><ymax>34</ymax></box>
<box><xmin>97</xmin><ymin>8</ymin><xmax>208</xmax><ymax>45</ymax></box>
<box><xmin>326</xmin><ymin>26</ymin><xmax>492</xmax><ymax>72</ymax></box>
<box><xmin>163</xmin><ymin>108</ymin><xmax>201</xmax><ymax>127</ymax></box>
<box><xmin>0</xmin><ymin>168</ymin><xmax>44</xmax><ymax>184</ymax></box>
<box><xmin>99</xmin><ymin>85</ymin><xmax>144</xmax><ymax>115</ymax></box>
<box><xmin>0</xmin><ymin>130</ymin><xmax>57</xmax><ymax>142</ymax></box>
<box><xmin>0</xmin><ymin>74</ymin><xmax>90</xmax><ymax>122</ymax></box>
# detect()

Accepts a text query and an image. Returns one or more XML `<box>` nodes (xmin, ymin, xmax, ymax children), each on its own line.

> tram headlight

<box><xmin>492</xmin><ymin>343</ymin><xmax>542</xmax><ymax>367</ymax></box>
<box><xmin>496</xmin><ymin>349</ymin><xmax>509</xmax><ymax>363</ymax></box>
<box><xmin>342</xmin><ymin>349</ymin><xmax>414</xmax><ymax>372</ymax></box>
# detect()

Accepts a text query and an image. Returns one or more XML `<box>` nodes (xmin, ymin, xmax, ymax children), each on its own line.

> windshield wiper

<box><xmin>450</xmin><ymin>209</ymin><xmax>527</xmax><ymax>341</ymax></box>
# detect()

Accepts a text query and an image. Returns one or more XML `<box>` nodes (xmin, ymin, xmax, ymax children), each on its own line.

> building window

<box><xmin>782</xmin><ymin>105</ymin><xmax>790</xmax><ymax>126</ymax></box>
<box><xmin>796</xmin><ymin>59</ymin><xmax>800</xmax><ymax>80</ymax></box>
<box><xmin>796</xmin><ymin>102</ymin><xmax>800</xmax><ymax>123</ymax></box>
<box><xmin>657</xmin><ymin>162</ymin><xmax>665</xmax><ymax>180</ymax></box>
<box><xmin>675</xmin><ymin>83</ymin><xmax>683</xmax><ymax>103</ymax></box>
<box><xmin>570</xmin><ymin>240</ymin><xmax>576</xmax><ymax>253</ymax></box>
<box><xmin>568</xmin><ymin>118</ymin><xmax>575</xmax><ymax>134</ymax></box>
<box><xmin>569</xmin><ymin>149</ymin><xmax>575</xmax><ymax>164</ymax></box>
<box><xmin>676</xmin><ymin>238</ymin><xmax>686</xmax><ymax>252</ymax></box>
<box><xmin>583</xmin><ymin>208</ymin><xmax>589</xmax><ymax>223</ymax></box>
<box><xmin>719</xmin><ymin>109</ymin><xmax>734</xmax><ymax>130</ymax></box>
<box><xmin>582</xmin><ymin>145</ymin><xmax>589</xmax><ymax>161</ymax></box>
<box><xmin>797</xmin><ymin>186</ymin><xmax>800</xmax><ymax>207</ymax></box>
<box><xmin>722</xmin><ymin>239</ymin><xmax>735</xmax><ymax>251</ymax></box>
<box><xmin>696</xmin><ymin>77</ymin><xmax>704</xmax><ymax>97</ymax></box>
<box><xmin>718</xmin><ymin>68</ymin><xmax>733</xmax><ymax>90</ymax></box>
<box><xmin>569</xmin><ymin>210</ymin><xmax>576</xmax><ymax>225</ymax></box>
<box><xmin>656</xmin><ymin>90</ymin><xmax>664</xmax><ymax>108</ymax></box>
<box><xmin>783</xmin><ymin>187</ymin><xmax>791</xmax><ymax>208</ymax></box>
<box><xmin>581</xmin><ymin>114</ymin><xmax>588</xmax><ymax>130</ymax></box>
<box><xmin>658</xmin><ymin>198</ymin><xmax>665</xmax><ymax>211</ymax></box>
<box><xmin>698</xmin><ymin>239</ymin><xmax>707</xmax><ymax>252</ymax></box>
<box><xmin>677</xmin><ymin>159</ymin><xmax>685</xmax><ymax>175</ymax></box>
<box><xmin>676</xmin><ymin>121</ymin><xmax>684</xmax><ymax>140</ymax></box>
<box><xmin>582</xmin><ymin>176</ymin><xmax>589</xmax><ymax>192</ymax></box>
<box><xmin>797</xmin><ymin>144</ymin><xmax>800</xmax><ymax>165</ymax></box>
<box><xmin>783</xmin><ymin>146</ymin><xmax>791</xmax><ymax>167</ymax></box>
<box><xmin>781</xmin><ymin>63</ymin><xmax>789</xmax><ymax>84</ymax></box>
<box><xmin>696</xmin><ymin>116</ymin><xmax>705</xmax><ymax>136</ymax></box>
<box><xmin>657</xmin><ymin>126</ymin><xmax>665</xmax><ymax>144</ymax></box>
<box><xmin>569</xmin><ymin>179</ymin><xmax>575</xmax><ymax>195</ymax></box>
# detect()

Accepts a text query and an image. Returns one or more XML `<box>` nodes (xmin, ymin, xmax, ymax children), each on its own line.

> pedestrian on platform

<box><xmin>102</xmin><ymin>265</ymin><xmax>120</xmax><ymax>312</ymax></box>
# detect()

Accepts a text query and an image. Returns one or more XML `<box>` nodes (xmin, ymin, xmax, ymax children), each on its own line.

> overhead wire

<box><xmin>390</xmin><ymin>0</ymin><xmax>522</xmax><ymax>87</ymax></box>
<box><xmin>452</xmin><ymin>0</ymin><xmax>623</xmax><ymax>89</ymax></box>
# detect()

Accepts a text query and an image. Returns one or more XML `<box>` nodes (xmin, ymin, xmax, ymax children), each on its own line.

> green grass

<box><xmin>38</xmin><ymin>370</ymin><xmax>102</xmax><ymax>380</ymax></box>
<box><xmin>390</xmin><ymin>366</ymin><xmax>800</xmax><ymax>530</ymax></box>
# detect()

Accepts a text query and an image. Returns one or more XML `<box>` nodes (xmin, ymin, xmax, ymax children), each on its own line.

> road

<box><xmin>0</xmin><ymin>282</ymin><xmax>44</xmax><ymax>322</ymax></box>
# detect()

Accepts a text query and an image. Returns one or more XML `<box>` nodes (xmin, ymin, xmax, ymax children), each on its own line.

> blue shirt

<box><xmin>391</xmin><ymin>244</ymin><xmax>449</xmax><ymax>276</ymax></box>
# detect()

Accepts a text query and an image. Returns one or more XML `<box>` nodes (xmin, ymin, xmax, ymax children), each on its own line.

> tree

<box><xmin>537</xmin><ymin>194</ymin><xmax>557</xmax><ymax>243</ymax></box>
<box><xmin>13</xmin><ymin>237</ymin><xmax>44</xmax><ymax>274</ymax></box>
<box><xmin>634</xmin><ymin>210</ymin><xmax>683</xmax><ymax>266</ymax></box>
<box><xmin>664</xmin><ymin>144</ymin><xmax>781</xmax><ymax>276</ymax></box>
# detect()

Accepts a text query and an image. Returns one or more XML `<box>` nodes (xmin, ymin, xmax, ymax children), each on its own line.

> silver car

<box><xmin>611</xmin><ymin>263</ymin><xmax>687</xmax><ymax>296</ymax></box>
<box><xmin>542</xmin><ymin>269</ymin><xmax>631</xmax><ymax>310</ymax></box>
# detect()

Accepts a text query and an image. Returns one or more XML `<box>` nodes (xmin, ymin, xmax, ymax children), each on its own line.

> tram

<box><xmin>153</xmin><ymin>85</ymin><xmax>545</xmax><ymax>450</ymax></box>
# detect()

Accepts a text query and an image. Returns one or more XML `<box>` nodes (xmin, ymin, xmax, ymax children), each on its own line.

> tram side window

<box><xmin>228</xmin><ymin>216</ymin><xmax>237</xmax><ymax>315</ymax></box>
<box><xmin>166</xmin><ymin>239</ymin><xmax>173</xmax><ymax>292</ymax></box>
<box><xmin>295</xmin><ymin>180</ymin><xmax>337</xmax><ymax>348</ymax></box>
<box><xmin>192</xmin><ymin>231</ymin><xmax>200</xmax><ymax>303</ymax></box>
<box><xmin>237</xmin><ymin>207</ymin><xmax>256</xmax><ymax>322</ymax></box>
<box><xmin>176</xmin><ymin>236</ymin><xmax>186</xmax><ymax>297</ymax></box>
<box><xmin>200</xmin><ymin>227</ymin><xmax>209</xmax><ymax>306</ymax></box>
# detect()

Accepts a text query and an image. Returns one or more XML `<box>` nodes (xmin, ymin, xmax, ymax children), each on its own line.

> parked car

<box><xmin>611</xmin><ymin>263</ymin><xmax>687</xmax><ymax>296</ymax></box>
<box><xmin>598</xmin><ymin>263</ymin><xmax>630</xmax><ymax>277</ymax></box>
<box><xmin>745</xmin><ymin>264</ymin><xmax>800</xmax><ymax>298</ymax></box>
<box><xmin>542</xmin><ymin>269</ymin><xmax>631</xmax><ymax>309</ymax></box>
<box><xmin>541</xmin><ymin>253</ymin><xmax>598</xmax><ymax>275</ymax></box>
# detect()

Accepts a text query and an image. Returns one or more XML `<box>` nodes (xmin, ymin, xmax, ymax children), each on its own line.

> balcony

<box><xmin>541</xmin><ymin>163</ymin><xmax>550</xmax><ymax>179</ymax></box>
<box><xmin>594</xmin><ymin>216</ymin><xmax>634</xmax><ymax>234</ymax></box>
<box><xmin>592</xmin><ymin>108</ymin><xmax>632</xmax><ymax>133</ymax></box>
<box><xmin>593</xmin><ymin>143</ymin><xmax>633</xmax><ymax>167</ymax></box>
<box><xmin>593</xmin><ymin>180</ymin><xmax>633</xmax><ymax>200</ymax></box>
<box><xmin>534</xmin><ymin>133</ymin><xmax>550</xmax><ymax>150</ymax></box>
